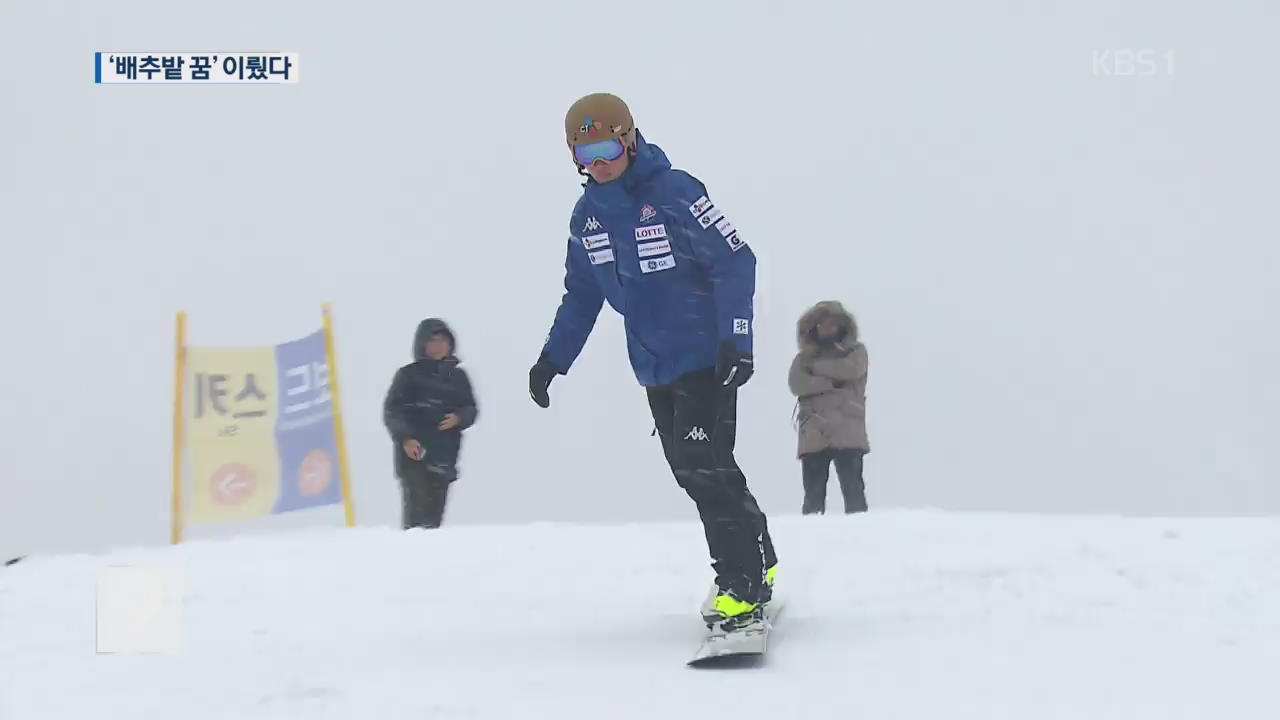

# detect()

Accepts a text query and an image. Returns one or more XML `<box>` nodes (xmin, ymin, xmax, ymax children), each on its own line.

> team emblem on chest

<box><xmin>639</xmin><ymin>204</ymin><xmax>657</xmax><ymax>224</ymax></box>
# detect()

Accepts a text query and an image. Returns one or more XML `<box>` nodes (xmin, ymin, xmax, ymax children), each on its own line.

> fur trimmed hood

<box><xmin>796</xmin><ymin>300</ymin><xmax>859</xmax><ymax>353</ymax></box>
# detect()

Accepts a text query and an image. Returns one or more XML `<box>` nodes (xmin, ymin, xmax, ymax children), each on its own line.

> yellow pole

<box><xmin>322</xmin><ymin>303</ymin><xmax>357</xmax><ymax>527</ymax></box>
<box><xmin>170</xmin><ymin>312</ymin><xmax>188</xmax><ymax>545</ymax></box>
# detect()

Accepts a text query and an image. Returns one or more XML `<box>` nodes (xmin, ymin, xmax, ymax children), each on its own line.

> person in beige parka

<box><xmin>788</xmin><ymin>301</ymin><xmax>870</xmax><ymax>514</ymax></box>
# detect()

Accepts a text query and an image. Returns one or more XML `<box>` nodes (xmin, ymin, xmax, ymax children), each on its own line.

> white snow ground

<box><xmin>2</xmin><ymin>510</ymin><xmax>1277</xmax><ymax>719</ymax></box>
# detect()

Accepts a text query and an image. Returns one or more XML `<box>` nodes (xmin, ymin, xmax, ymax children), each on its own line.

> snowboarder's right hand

<box><xmin>528</xmin><ymin>356</ymin><xmax>558</xmax><ymax>408</ymax></box>
<box><xmin>402</xmin><ymin>439</ymin><xmax>425</xmax><ymax>460</ymax></box>
<box><xmin>717</xmin><ymin>342</ymin><xmax>754</xmax><ymax>389</ymax></box>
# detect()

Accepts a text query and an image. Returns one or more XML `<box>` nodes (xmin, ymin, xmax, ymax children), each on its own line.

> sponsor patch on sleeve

<box><xmin>588</xmin><ymin>248</ymin><xmax>615</xmax><ymax>265</ymax></box>
<box><xmin>725</xmin><ymin>232</ymin><xmax>747</xmax><ymax>252</ymax></box>
<box><xmin>734</xmin><ymin>318</ymin><xmax>750</xmax><ymax>335</ymax></box>
<box><xmin>698</xmin><ymin>206</ymin><xmax>723</xmax><ymax>230</ymax></box>
<box><xmin>689</xmin><ymin>195</ymin><xmax>713</xmax><ymax>218</ymax></box>
<box><xmin>715</xmin><ymin>217</ymin><xmax>736</xmax><ymax>237</ymax></box>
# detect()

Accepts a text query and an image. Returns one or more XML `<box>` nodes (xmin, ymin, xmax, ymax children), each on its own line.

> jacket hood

<box><xmin>582</xmin><ymin>129</ymin><xmax>672</xmax><ymax>197</ymax></box>
<box><xmin>797</xmin><ymin>300</ymin><xmax>859</xmax><ymax>352</ymax></box>
<box><xmin>413</xmin><ymin>318</ymin><xmax>456</xmax><ymax>360</ymax></box>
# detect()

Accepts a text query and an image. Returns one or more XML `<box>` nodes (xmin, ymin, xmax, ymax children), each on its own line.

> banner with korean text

<box><xmin>170</xmin><ymin>305</ymin><xmax>354</xmax><ymax>542</ymax></box>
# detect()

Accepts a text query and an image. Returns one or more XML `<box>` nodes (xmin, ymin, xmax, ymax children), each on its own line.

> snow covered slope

<box><xmin>2</xmin><ymin>510</ymin><xmax>1277</xmax><ymax>719</ymax></box>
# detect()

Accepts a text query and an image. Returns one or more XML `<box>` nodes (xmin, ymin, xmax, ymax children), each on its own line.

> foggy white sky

<box><xmin>2</xmin><ymin>0</ymin><xmax>1277</xmax><ymax>559</ymax></box>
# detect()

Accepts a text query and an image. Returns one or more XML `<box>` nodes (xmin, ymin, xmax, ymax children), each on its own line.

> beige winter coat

<box><xmin>788</xmin><ymin>301</ymin><xmax>870</xmax><ymax>457</ymax></box>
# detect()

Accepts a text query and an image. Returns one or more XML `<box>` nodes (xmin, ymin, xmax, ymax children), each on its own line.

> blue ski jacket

<box><xmin>540</xmin><ymin>130</ymin><xmax>756</xmax><ymax>388</ymax></box>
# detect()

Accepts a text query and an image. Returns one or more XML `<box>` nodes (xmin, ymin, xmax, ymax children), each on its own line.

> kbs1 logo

<box><xmin>95</xmin><ymin>52</ymin><xmax>300</xmax><ymax>84</ymax></box>
<box><xmin>1092</xmin><ymin>49</ymin><xmax>1175</xmax><ymax>77</ymax></box>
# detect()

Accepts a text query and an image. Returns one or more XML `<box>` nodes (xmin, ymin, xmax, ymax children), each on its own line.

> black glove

<box><xmin>528</xmin><ymin>355</ymin><xmax>559</xmax><ymax>408</ymax></box>
<box><xmin>716</xmin><ymin>341</ymin><xmax>754</xmax><ymax>389</ymax></box>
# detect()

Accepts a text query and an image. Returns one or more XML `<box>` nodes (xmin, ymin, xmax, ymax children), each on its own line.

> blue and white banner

<box><xmin>95</xmin><ymin>52</ymin><xmax>299</xmax><ymax>84</ymax></box>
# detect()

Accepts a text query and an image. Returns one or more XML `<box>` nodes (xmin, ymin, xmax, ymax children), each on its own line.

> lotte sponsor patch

<box><xmin>634</xmin><ymin>224</ymin><xmax>667</xmax><ymax>241</ymax></box>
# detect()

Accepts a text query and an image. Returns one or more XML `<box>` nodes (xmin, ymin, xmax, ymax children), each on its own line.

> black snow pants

<box><xmin>801</xmin><ymin>448</ymin><xmax>867</xmax><ymax>515</ymax></box>
<box><xmin>396</xmin><ymin>452</ymin><xmax>455</xmax><ymax>529</ymax></box>
<box><xmin>647</xmin><ymin>368</ymin><xmax>777</xmax><ymax>605</ymax></box>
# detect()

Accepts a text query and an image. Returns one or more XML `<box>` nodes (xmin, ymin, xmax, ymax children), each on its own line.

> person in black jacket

<box><xmin>383</xmin><ymin>318</ymin><xmax>478</xmax><ymax>529</ymax></box>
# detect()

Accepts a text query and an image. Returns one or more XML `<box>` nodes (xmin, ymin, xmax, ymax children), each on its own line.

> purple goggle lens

<box><xmin>574</xmin><ymin>138</ymin><xmax>625</xmax><ymax>165</ymax></box>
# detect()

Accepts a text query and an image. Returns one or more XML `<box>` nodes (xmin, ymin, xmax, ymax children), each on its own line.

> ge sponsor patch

<box><xmin>640</xmin><ymin>255</ymin><xmax>677</xmax><ymax>274</ymax></box>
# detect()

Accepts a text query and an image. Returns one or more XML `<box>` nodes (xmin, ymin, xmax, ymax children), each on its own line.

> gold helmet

<box><xmin>564</xmin><ymin>92</ymin><xmax>636</xmax><ymax>149</ymax></box>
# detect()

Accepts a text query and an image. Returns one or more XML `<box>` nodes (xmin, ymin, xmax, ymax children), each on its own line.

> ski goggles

<box><xmin>573</xmin><ymin>137</ymin><xmax>626</xmax><ymax>165</ymax></box>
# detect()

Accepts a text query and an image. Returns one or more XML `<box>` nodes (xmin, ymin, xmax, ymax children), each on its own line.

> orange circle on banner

<box><xmin>298</xmin><ymin>450</ymin><xmax>333</xmax><ymax>497</ymax></box>
<box><xmin>209</xmin><ymin>463</ymin><xmax>257</xmax><ymax>505</ymax></box>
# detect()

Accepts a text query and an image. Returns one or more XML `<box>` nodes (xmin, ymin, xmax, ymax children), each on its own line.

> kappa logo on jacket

<box><xmin>583</xmin><ymin>216</ymin><xmax>602</xmax><ymax>232</ymax></box>
<box><xmin>684</xmin><ymin>426</ymin><xmax>710</xmax><ymax>442</ymax></box>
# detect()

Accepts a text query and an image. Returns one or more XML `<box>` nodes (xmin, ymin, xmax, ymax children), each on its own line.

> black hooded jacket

<box><xmin>383</xmin><ymin>318</ymin><xmax>478</xmax><ymax>469</ymax></box>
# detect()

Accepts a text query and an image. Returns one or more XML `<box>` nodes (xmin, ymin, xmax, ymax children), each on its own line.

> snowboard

<box><xmin>687</xmin><ymin>592</ymin><xmax>784</xmax><ymax>668</ymax></box>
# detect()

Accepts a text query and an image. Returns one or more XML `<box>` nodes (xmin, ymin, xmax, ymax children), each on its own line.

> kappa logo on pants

<box><xmin>684</xmin><ymin>426</ymin><xmax>710</xmax><ymax>442</ymax></box>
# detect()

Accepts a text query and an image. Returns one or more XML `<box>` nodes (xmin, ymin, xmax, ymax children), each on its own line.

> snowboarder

<box><xmin>528</xmin><ymin>92</ymin><xmax>777</xmax><ymax>630</ymax></box>
<box><xmin>383</xmin><ymin>318</ymin><xmax>478</xmax><ymax>529</ymax></box>
<box><xmin>788</xmin><ymin>301</ymin><xmax>870</xmax><ymax>514</ymax></box>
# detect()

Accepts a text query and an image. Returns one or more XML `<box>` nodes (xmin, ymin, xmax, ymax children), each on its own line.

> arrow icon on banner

<box><xmin>219</xmin><ymin>473</ymin><xmax>247</xmax><ymax>496</ymax></box>
<box><xmin>210</xmin><ymin>463</ymin><xmax>256</xmax><ymax>505</ymax></box>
